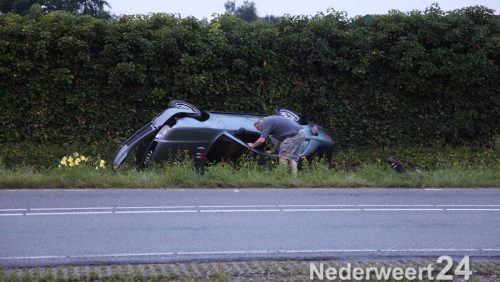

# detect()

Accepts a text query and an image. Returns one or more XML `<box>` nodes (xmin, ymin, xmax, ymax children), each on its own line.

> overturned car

<box><xmin>112</xmin><ymin>100</ymin><xmax>334</xmax><ymax>170</ymax></box>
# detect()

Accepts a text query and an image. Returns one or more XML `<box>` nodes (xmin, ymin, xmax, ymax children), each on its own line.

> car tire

<box><xmin>168</xmin><ymin>100</ymin><xmax>202</xmax><ymax>119</ymax></box>
<box><xmin>135</xmin><ymin>140</ymin><xmax>155</xmax><ymax>170</ymax></box>
<box><xmin>274</xmin><ymin>108</ymin><xmax>304</xmax><ymax>124</ymax></box>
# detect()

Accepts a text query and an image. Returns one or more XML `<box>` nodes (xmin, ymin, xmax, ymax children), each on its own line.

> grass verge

<box><xmin>0</xmin><ymin>161</ymin><xmax>498</xmax><ymax>188</ymax></box>
<box><xmin>1</xmin><ymin>144</ymin><xmax>498</xmax><ymax>188</ymax></box>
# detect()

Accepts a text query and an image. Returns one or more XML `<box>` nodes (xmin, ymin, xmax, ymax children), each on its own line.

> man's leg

<box><xmin>279</xmin><ymin>156</ymin><xmax>287</xmax><ymax>166</ymax></box>
<box><xmin>279</xmin><ymin>156</ymin><xmax>297</xmax><ymax>175</ymax></box>
<box><xmin>289</xmin><ymin>159</ymin><xmax>298</xmax><ymax>176</ymax></box>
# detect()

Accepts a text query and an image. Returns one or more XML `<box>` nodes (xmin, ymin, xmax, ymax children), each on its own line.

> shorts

<box><xmin>279</xmin><ymin>129</ymin><xmax>306</xmax><ymax>161</ymax></box>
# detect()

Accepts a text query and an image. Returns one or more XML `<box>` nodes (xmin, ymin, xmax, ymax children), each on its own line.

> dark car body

<box><xmin>112</xmin><ymin>100</ymin><xmax>334</xmax><ymax>170</ymax></box>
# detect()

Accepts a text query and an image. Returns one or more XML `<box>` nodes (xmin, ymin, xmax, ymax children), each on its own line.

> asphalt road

<box><xmin>1</xmin><ymin>188</ymin><xmax>499</xmax><ymax>266</ymax></box>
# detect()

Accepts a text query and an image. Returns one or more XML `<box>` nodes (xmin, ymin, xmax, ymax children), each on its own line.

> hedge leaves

<box><xmin>0</xmin><ymin>6</ymin><xmax>498</xmax><ymax>149</ymax></box>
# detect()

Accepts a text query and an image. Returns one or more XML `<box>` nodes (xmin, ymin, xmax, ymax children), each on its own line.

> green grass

<box><xmin>0</xmin><ymin>159</ymin><xmax>498</xmax><ymax>188</ymax></box>
<box><xmin>2</xmin><ymin>142</ymin><xmax>499</xmax><ymax>170</ymax></box>
<box><xmin>0</xmin><ymin>143</ymin><xmax>498</xmax><ymax>188</ymax></box>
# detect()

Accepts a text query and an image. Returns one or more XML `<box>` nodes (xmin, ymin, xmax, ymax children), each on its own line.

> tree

<box><xmin>262</xmin><ymin>14</ymin><xmax>280</xmax><ymax>24</ymax></box>
<box><xmin>224</xmin><ymin>0</ymin><xmax>258</xmax><ymax>22</ymax></box>
<box><xmin>41</xmin><ymin>0</ymin><xmax>79</xmax><ymax>13</ymax></box>
<box><xmin>0</xmin><ymin>0</ymin><xmax>37</xmax><ymax>15</ymax></box>
<box><xmin>224</xmin><ymin>0</ymin><xmax>235</xmax><ymax>15</ymax></box>
<box><xmin>0</xmin><ymin>0</ymin><xmax>110</xmax><ymax>17</ymax></box>
<box><xmin>235</xmin><ymin>0</ymin><xmax>257</xmax><ymax>22</ymax></box>
<box><xmin>78</xmin><ymin>0</ymin><xmax>110</xmax><ymax>18</ymax></box>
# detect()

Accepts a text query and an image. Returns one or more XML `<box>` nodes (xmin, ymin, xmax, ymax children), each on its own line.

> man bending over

<box><xmin>248</xmin><ymin>116</ymin><xmax>305</xmax><ymax>175</ymax></box>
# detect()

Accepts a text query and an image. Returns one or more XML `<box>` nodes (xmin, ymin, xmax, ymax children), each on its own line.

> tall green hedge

<box><xmin>0</xmin><ymin>6</ymin><xmax>498</xmax><ymax>150</ymax></box>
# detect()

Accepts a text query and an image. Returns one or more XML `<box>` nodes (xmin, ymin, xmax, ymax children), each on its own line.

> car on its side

<box><xmin>112</xmin><ymin>100</ymin><xmax>334</xmax><ymax>170</ymax></box>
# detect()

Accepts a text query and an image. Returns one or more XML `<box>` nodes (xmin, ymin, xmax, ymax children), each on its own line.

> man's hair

<box><xmin>254</xmin><ymin>118</ymin><xmax>264</xmax><ymax>128</ymax></box>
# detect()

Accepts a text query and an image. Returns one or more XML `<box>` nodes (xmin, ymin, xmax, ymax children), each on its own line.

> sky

<box><xmin>107</xmin><ymin>0</ymin><xmax>499</xmax><ymax>19</ymax></box>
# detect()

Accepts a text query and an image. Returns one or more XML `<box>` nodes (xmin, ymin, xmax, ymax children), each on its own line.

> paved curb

<box><xmin>2</xmin><ymin>258</ymin><xmax>500</xmax><ymax>281</ymax></box>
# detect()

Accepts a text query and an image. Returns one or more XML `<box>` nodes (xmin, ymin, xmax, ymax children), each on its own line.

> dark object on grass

<box><xmin>112</xmin><ymin>100</ymin><xmax>335</xmax><ymax>170</ymax></box>
<box><xmin>195</xmin><ymin>146</ymin><xmax>206</xmax><ymax>175</ymax></box>
<box><xmin>386</xmin><ymin>156</ymin><xmax>406</xmax><ymax>173</ymax></box>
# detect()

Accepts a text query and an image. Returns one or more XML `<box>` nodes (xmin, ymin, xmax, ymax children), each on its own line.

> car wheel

<box><xmin>274</xmin><ymin>108</ymin><xmax>304</xmax><ymax>124</ymax></box>
<box><xmin>143</xmin><ymin>150</ymin><xmax>154</xmax><ymax>167</ymax></box>
<box><xmin>168</xmin><ymin>100</ymin><xmax>202</xmax><ymax>118</ymax></box>
<box><xmin>135</xmin><ymin>140</ymin><xmax>155</xmax><ymax>170</ymax></box>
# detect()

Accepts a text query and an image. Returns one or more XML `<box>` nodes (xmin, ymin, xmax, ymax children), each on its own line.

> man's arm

<box><xmin>248</xmin><ymin>137</ymin><xmax>266</xmax><ymax>148</ymax></box>
<box><xmin>265</xmin><ymin>140</ymin><xmax>280</xmax><ymax>154</ymax></box>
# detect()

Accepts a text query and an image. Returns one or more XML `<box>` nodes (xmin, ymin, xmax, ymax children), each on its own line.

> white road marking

<box><xmin>3</xmin><ymin>189</ymin><xmax>97</xmax><ymax>192</ymax></box>
<box><xmin>26</xmin><ymin>212</ymin><xmax>113</xmax><ymax>216</ymax></box>
<box><xmin>1</xmin><ymin>253</ymin><xmax>174</xmax><ymax>260</ymax></box>
<box><xmin>116</xmin><ymin>206</ymin><xmax>196</xmax><ymax>209</ymax></box>
<box><xmin>200</xmin><ymin>209</ymin><xmax>281</xmax><ymax>213</ymax></box>
<box><xmin>177</xmin><ymin>250</ymin><xmax>268</xmax><ymax>255</ymax></box>
<box><xmin>357</xmin><ymin>205</ymin><xmax>435</xmax><ymax>207</ymax></box>
<box><xmin>2</xmin><ymin>249</ymin><xmax>499</xmax><ymax>261</ymax></box>
<box><xmin>0</xmin><ymin>209</ymin><xmax>27</xmax><ymax>212</ymax></box>
<box><xmin>446</xmin><ymin>209</ymin><xmax>500</xmax><ymax>211</ymax></box>
<box><xmin>115</xmin><ymin>210</ymin><xmax>197</xmax><ymax>214</ymax></box>
<box><xmin>198</xmin><ymin>205</ymin><xmax>277</xmax><ymax>208</ymax></box>
<box><xmin>438</xmin><ymin>204</ymin><xmax>500</xmax><ymax>207</ymax></box>
<box><xmin>1</xmin><ymin>204</ymin><xmax>500</xmax><ymax>217</ymax></box>
<box><xmin>73</xmin><ymin>252</ymin><xmax>176</xmax><ymax>258</ymax></box>
<box><xmin>380</xmin><ymin>248</ymin><xmax>480</xmax><ymax>252</ymax></box>
<box><xmin>3</xmin><ymin>190</ymin><xmax>53</xmax><ymax>192</ymax></box>
<box><xmin>278</xmin><ymin>204</ymin><xmax>355</xmax><ymax>207</ymax></box>
<box><xmin>284</xmin><ymin>209</ymin><xmax>361</xmax><ymax>212</ymax></box>
<box><xmin>30</xmin><ymin>207</ymin><xmax>113</xmax><ymax>211</ymax></box>
<box><xmin>2</xmin><ymin>256</ymin><xmax>63</xmax><ymax>260</ymax></box>
<box><xmin>363</xmin><ymin>208</ymin><xmax>444</xmax><ymax>211</ymax></box>
<box><xmin>63</xmin><ymin>189</ymin><xmax>90</xmax><ymax>192</ymax></box>
<box><xmin>283</xmin><ymin>249</ymin><xmax>378</xmax><ymax>253</ymax></box>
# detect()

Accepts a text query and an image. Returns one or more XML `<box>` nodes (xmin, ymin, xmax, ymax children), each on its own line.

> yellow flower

<box><xmin>62</xmin><ymin>156</ymin><xmax>67</xmax><ymax>161</ymax></box>
<box><xmin>75</xmin><ymin>158</ymin><xmax>81</xmax><ymax>165</ymax></box>
<box><xmin>99</xmin><ymin>160</ymin><xmax>106</xmax><ymax>168</ymax></box>
<box><xmin>60</xmin><ymin>159</ymin><xmax>67</xmax><ymax>166</ymax></box>
<box><xmin>73</xmin><ymin>152</ymin><xmax>79</xmax><ymax>157</ymax></box>
<box><xmin>68</xmin><ymin>156</ymin><xmax>74</xmax><ymax>163</ymax></box>
<box><xmin>69</xmin><ymin>162</ymin><xmax>75</xmax><ymax>167</ymax></box>
<box><xmin>80</xmin><ymin>156</ymin><xmax>87</xmax><ymax>161</ymax></box>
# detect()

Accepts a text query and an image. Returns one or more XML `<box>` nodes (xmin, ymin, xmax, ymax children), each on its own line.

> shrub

<box><xmin>0</xmin><ymin>5</ymin><xmax>498</xmax><ymax>159</ymax></box>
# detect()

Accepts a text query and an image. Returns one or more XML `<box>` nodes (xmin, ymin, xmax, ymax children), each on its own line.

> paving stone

<box><xmin>1</xmin><ymin>259</ymin><xmax>499</xmax><ymax>281</ymax></box>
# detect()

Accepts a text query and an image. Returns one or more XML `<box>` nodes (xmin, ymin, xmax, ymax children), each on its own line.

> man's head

<box><xmin>254</xmin><ymin>118</ymin><xmax>264</xmax><ymax>131</ymax></box>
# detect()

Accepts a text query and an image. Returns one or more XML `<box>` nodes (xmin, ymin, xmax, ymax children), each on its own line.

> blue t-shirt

<box><xmin>260</xmin><ymin>116</ymin><xmax>302</xmax><ymax>142</ymax></box>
